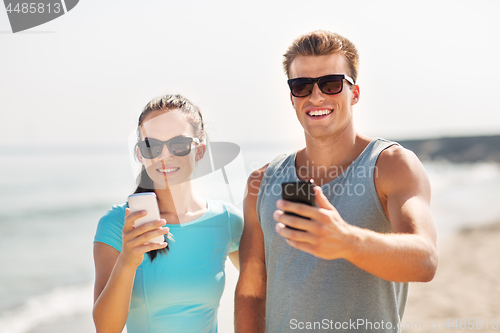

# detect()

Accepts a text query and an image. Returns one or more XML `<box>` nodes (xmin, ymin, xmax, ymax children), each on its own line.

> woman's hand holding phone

<box><xmin>121</xmin><ymin>208</ymin><xmax>169</xmax><ymax>268</ymax></box>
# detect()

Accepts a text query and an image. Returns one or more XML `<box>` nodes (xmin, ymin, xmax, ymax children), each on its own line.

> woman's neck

<box><xmin>154</xmin><ymin>180</ymin><xmax>205</xmax><ymax>224</ymax></box>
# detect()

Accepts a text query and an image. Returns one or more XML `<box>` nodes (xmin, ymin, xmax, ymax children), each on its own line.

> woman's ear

<box><xmin>136</xmin><ymin>146</ymin><xmax>144</xmax><ymax>164</ymax></box>
<box><xmin>195</xmin><ymin>143</ymin><xmax>206</xmax><ymax>162</ymax></box>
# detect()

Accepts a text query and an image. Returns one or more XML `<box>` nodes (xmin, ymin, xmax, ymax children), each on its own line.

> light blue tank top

<box><xmin>256</xmin><ymin>138</ymin><xmax>408</xmax><ymax>333</ymax></box>
<box><xmin>94</xmin><ymin>198</ymin><xmax>243</xmax><ymax>333</ymax></box>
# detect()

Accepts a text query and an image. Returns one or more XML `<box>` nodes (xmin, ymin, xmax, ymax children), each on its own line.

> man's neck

<box><xmin>296</xmin><ymin>129</ymin><xmax>371</xmax><ymax>185</ymax></box>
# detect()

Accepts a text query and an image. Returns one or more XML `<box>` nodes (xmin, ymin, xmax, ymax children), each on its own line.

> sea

<box><xmin>1</xmin><ymin>142</ymin><xmax>500</xmax><ymax>333</ymax></box>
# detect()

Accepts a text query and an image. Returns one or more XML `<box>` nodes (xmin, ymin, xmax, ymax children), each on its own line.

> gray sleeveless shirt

<box><xmin>256</xmin><ymin>138</ymin><xmax>408</xmax><ymax>332</ymax></box>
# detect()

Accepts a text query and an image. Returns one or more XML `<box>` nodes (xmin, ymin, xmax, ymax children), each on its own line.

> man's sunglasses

<box><xmin>136</xmin><ymin>136</ymin><xmax>201</xmax><ymax>159</ymax></box>
<box><xmin>287</xmin><ymin>74</ymin><xmax>354</xmax><ymax>98</ymax></box>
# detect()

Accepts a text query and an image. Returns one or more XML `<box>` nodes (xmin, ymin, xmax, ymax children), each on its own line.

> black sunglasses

<box><xmin>136</xmin><ymin>136</ymin><xmax>201</xmax><ymax>159</ymax></box>
<box><xmin>287</xmin><ymin>74</ymin><xmax>354</xmax><ymax>98</ymax></box>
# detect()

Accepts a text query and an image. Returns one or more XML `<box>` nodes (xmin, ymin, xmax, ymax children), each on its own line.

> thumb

<box><xmin>314</xmin><ymin>186</ymin><xmax>336</xmax><ymax>211</ymax></box>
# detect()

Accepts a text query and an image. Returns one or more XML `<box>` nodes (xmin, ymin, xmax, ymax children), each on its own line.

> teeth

<box><xmin>308</xmin><ymin>109</ymin><xmax>332</xmax><ymax>116</ymax></box>
<box><xmin>159</xmin><ymin>168</ymin><xmax>179</xmax><ymax>173</ymax></box>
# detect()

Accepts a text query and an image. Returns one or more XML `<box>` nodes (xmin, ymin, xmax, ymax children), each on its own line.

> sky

<box><xmin>1</xmin><ymin>0</ymin><xmax>500</xmax><ymax>150</ymax></box>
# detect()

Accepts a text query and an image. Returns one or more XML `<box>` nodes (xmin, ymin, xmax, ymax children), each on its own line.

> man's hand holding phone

<box><xmin>280</xmin><ymin>180</ymin><xmax>316</xmax><ymax>230</ymax></box>
<box><xmin>275</xmin><ymin>183</ymin><xmax>354</xmax><ymax>261</ymax></box>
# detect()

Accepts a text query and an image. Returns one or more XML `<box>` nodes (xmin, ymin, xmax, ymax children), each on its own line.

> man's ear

<box><xmin>195</xmin><ymin>143</ymin><xmax>206</xmax><ymax>162</ymax></box>
<box><xmin>290</xmin><ymin>93</ymin><xmax>295</xmax><ymax>107</ymax></box>
<box><xmin>351</xmin><ymin>85</ymin><xmax>360</xmax><ymax>105</ymax></box>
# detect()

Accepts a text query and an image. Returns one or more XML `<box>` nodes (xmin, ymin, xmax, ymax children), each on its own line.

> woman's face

<box><xmin>137</xmin><ymin>109</ymin><xmax>204</xmax><ymax>188</ymax></box>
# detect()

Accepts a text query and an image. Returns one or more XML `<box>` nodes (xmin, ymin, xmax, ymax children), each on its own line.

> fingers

<box><xmin>276</xmin><ymin>200</ymin><xmax>315</xmax><ymax>219</ymax></box>
<box><xmin>128</xmin><ymin>225</ymin><xmax>170</xmax><ymax>248</ymax></box>
<box><xmin>276</xmin><ymin>199</ymin><xmax>329</xmax><ymax>222</ymax></box>
<box><xmin>124</xmin><ymin>239</ymin><xmax>168</xmax><ymax>266</ymax></box>
<box><xmin>121</xmin><ymin>210</ymin><xmax>171</xmax><ymax>267</ymax></box>
<box><xmin>125</xmin><ymin>219</ymin><xmax>169</xmax><ymax>244</ymax></box>
<box><xmin>275</xmin><ymin>222</ymin><xmax>315</xmax><ymax>244</ymax></box>
<box><xmin>138</xmin><ymin>240</ymin><xmax>169</xmax><ymax>253</ymax></box>
<box><xmin>273</xmin><ymin>209</ymin><xmax>316</xmax><ymax>233</ymax></box>
<box><xmin>123</xmin><ymin>208</ymin><xmax>146</xmax><ymax>233</ymax></box>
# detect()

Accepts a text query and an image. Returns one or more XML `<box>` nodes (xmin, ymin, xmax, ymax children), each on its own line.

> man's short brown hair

<box><xmin>283</xmin><ymin>30</ymin><xmax>359</xmax><ymax>83</ymax></box>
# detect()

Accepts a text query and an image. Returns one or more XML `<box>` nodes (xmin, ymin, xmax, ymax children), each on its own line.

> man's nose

<box><xmin>309</xmin><ymin>82</ymin><xmax>325</xmax><ymax>103</ymax></box>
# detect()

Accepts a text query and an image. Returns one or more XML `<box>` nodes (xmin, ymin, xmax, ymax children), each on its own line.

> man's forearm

<box><xmin>345</xmin><ymin>226</ymin><xmax>438</xmax><ymax>282</ymax></box>
<box><xmin>234</xmin><ymin>294</ymin><xmax>266</xmax><ymax>333</ymax></box>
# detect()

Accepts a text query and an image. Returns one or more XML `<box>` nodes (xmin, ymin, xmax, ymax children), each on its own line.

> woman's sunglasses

<box><xmin>136</xmin><ymin>136</ymin><xmax>201</xmax><ymax>159</ymax></box>
<box><xmin>287</xmin><ymin>74</ymin><xmax>354</xmax><ymax>98</ymax></box>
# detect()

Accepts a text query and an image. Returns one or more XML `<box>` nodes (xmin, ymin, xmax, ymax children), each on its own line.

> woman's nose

<box><xmin>157</xmin><ymin>144</ymin><xmax>175</xmax><ymax>160</ymax></box>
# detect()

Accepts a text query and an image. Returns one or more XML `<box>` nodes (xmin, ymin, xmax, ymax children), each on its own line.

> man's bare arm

<box><xmin>234</xmin><ymin>166</ymin><xmax>268</xmax><ymax>333</ymax></box>
<box><xmin>274</xmin><ymin>147</ymin><xmax>438</xmax><ymax>282</ymax></box>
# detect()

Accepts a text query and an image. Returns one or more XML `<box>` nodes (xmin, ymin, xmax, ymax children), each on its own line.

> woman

<box><xmin>93</xmin><ymin>94</ymin><xmax>243</xmax><ymax>333</ymax></box>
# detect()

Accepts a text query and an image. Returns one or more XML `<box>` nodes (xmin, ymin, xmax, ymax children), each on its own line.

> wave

<box><xmin>424</xmin><ymin>161</ymin><xmax>500</xmax><ymax>237</ymax></box>
<box><xmin>0</xmin><ymin>202</ymin><xmax>113</xmax><ymax>222</ymax></box>
<box><xmin>0</xmin><ymin>283</ymin><xmax>93</xmax><ymax>333</ymax></box>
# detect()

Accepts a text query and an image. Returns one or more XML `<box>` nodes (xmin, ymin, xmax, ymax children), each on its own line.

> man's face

<box><xmin>289</xmin><ymin>53</ymin><xmax>359</xmax><ymax>140</ymax></box>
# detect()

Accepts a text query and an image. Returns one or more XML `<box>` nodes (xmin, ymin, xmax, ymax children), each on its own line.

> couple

<box><xmin>93</xmin><ymin>30</ymin><xmax>438</xmax><ymax>333</ymax></box>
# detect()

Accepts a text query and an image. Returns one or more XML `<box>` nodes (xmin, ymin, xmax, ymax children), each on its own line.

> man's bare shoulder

<box><xmin>248</xmin><ymin>164</ymin><xmax>269</xmax><ymax>182</ymax></box>
<box><xmin>377</xmin><ymin>144</ymin><xmax>423</xmax><ymax>171</ymax></box>
<box><xmin>245</xmin><ymin>164</ymin><xmax>270</xmax><ymax>200</ymax></box>
<box><xmin>376</xmin><ymin>144</ymin><xmax>430</xmax><ymax>196</ymax></box>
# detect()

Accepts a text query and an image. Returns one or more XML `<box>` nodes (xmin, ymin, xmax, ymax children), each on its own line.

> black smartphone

<box><xmin>281</xmin><ymin>180</ymin><xmax>316</xmax><ymax>230</ymax></box>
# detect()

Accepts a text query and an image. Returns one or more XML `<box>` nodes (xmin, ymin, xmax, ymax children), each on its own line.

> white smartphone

<box><xmin>127</xmin><ymin>192</ymin><xmax>165</xmax><ymax>244</ymax></box>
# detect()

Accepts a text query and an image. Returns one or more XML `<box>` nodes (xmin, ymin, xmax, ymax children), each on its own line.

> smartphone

<box><xmin>127</xmin><ymin>192</ymin><xmax>165</xmax><ymax>244</ymax></box>
<box><xmin>281</xmin><ymin>180</ymin><xmax>316</xmax><ymax>230</ymax></box>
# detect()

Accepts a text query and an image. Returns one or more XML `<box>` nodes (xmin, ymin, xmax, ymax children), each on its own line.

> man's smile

<box><xmin>306</xmin><ymin>109</ymin><xmax>333</xmax><ymax>118</ymax></box>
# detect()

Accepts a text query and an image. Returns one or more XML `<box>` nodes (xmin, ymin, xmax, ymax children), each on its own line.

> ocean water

<box><xmin>1</xmin><ymin>143</ymin><xmax>500</xmax><ymax>333</ymax></box>
<box><xmin>0</xmin><ymin>148</ymin><xmax>134</xmax><ymax>333</ymax></box>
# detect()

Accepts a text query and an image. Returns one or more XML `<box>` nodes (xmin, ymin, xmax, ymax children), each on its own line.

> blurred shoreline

<box><xmin>395</xmin><ymin>134</ymin><xmax>500</xmax><ymax>164</ymax></box>
<box><xmin>3</xmin><ymin>133</ymin><xmax>500</xmax><ymax>163</ymax></box>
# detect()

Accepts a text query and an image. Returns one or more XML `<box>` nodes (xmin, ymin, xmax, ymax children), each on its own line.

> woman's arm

<box><xmin>93</xmin><ymin>243</ymin><xmax>135</xmax><ymax>333</ymax></box>
<box><xmin>92</xmin><ymin>209</ymin><xmax>170</xmax><ymax>333</ymax></box>
<box><xmin>228</xmin><ymin>250</ymin><xmax>239</xmax><ymax>271</ymax></box>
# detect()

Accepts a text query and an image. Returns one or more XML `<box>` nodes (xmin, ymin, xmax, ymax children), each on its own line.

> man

<box><xmin>235</xmin><ymin>30</ymin><xmax>437</xmax><ymax>332</ymax></box>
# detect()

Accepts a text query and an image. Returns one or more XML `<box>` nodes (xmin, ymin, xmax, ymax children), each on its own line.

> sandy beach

<box><xmin>403</xmin><ymin>220</ymin><xmax>500</xmax><ymax>332</ymax></box>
